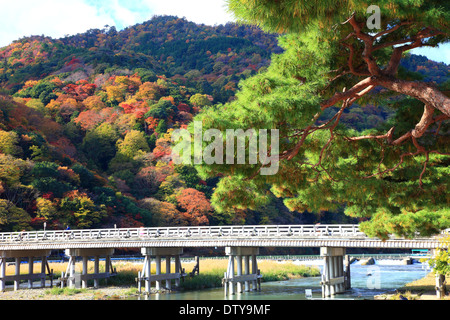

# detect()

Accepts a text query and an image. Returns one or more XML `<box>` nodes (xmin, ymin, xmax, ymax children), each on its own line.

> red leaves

<box><xmin>66</xmin><ymin>57</ymin><xmax>81</xmax><ymax>67</ymax></box>
<box><xmin>63</xmin><ymin>81</ymin><xmax>97</xmax><ymax>100</ymax></box>
<box><xmin>177</xmin><ymin>103</ymin><xmax>191</xmax><ymax>113</ymax></box>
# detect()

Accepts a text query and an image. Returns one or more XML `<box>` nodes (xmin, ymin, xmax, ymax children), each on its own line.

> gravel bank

<box><xmin>0</xmin><ymin>285</ymin><xmax>167</xmax><ymax>300</ymax></box>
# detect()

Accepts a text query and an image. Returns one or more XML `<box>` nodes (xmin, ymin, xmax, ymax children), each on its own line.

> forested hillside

<box><xmin>0</xmin><ymin>15</ymin><xmax>447</xmax><ymax>232</ymax></box>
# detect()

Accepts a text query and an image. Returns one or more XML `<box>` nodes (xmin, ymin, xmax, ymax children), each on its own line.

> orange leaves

<box><xmin>74</xmin><ymin>108</ymin><xmax>119</xmax><ymax>131</ymax></box>
<box><xmin>135</xmin><ymin>81</ymin><xmax>163</xmax><ymax>101</ymax></box>
<box><xmin>152</xmin><ymin>137</ymin><xmax>172</xmax><ymax>159</ymax></box>
<box><xmin>82</xmin><ymin>95</ymin><xmax>106</xmax><ymax>110</ymax></box>
<box><xmin>74</xmin><ymin>109</ymin><xmax>104</xmax><ymax>131</ymax></box>
<box><xmin>63</xmin><ymin>189</ymin><xmax>88</xmax><ymax>200</ymax></box>
<box><xmin>50</xmin><ymin>77</ymin><xmax>64</xmax><ymax>88</ymax></box>
<box><xmin>145</xmin><ymin>116</ymin><xmax>159</xmax><ymax>130</ymax></box>
<box><xmin>119</xmin><ymin>100</ymin><xmax>149</xmax><ymax>118</ymax></box>
<box><xmin>161</xmin><ymin>96</ymin><xmax>175</xmax><ymax>104</ymax></box>
<box><xmin>176</xmin><ymin>188</ymin><xmax>212</xmax><ymax>226</ymax></box>
<box><xmin>24</xmin><ymin>80</ymin><xmax>39</xmax><ymax>89</ymax></box>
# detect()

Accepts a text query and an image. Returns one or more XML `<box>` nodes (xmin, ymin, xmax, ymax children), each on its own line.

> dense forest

<box><xmin>0</xmin><ymin>15</ymin><xmax>448</xmax><ymax>232</ymax></box>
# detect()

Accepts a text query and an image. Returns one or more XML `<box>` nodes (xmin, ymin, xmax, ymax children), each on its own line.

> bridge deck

<box><xmin>0</xmin><ymin>225</ymin><xmax>445</xmax><ymax>251</ymax></box>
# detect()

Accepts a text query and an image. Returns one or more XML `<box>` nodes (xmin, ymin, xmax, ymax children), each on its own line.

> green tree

<box><xmin>82</xmin><ymin>123</ymin><xmax>119</xmax><ymax>170</ymax></box>
<box><xmin>155</xmin><ymin>119</ymin><xmax>167</xmax><ymax>134</ymax></box>
<box><xmin>116</xmin><ymin>129</ymin><xmax>150</xmax><ymax>159</ymax></box>
<box><xmin>31</xmin><ymin>177</ymin><xmax>73</xmax><ymax>198</ymax></box>
<box><xmin>60</xmin><ymin>193</ymin><xmax>107</xmax><ymax>229</ymax></box>
<box><xmin>428</xmin><ymin>236</ymin><xmax>450</xmax><ymax>277</ymax></box>
<box><xmin>193</xmin><ymin>0</ymin><xmax>450</xmax><ymax>238</ymax></box>
<box><xmin>189</xmin><ymin>93</ymin><xmax>212</xmax><ymax>108</ymax></box>
<box><xmin>71</xmin><ymin>163</ymin><xmax>98</xmax><ymax>189</ymax></box>
<box><xmin>15</xmin><ymin>81</ymin><xmax>57</xmax><ymax>105</ymax></box>
<box><xmin>145</xmin><ymin>99</ymin><xmax>177</xmax><ymax>121</ymax></box>
<box><xmin>0</xmin><ymin>130</ymin><xmax>22</xmax><ymax>156</ymax></box>
<box><xmin>31</xmin><ymin>161</ymin><xmax>60</xmax><ymax>179</ymax></box>
<box><xmin>0</xmin><ymin>199</ymin><xmax>31</xmax><ymax>231</ymax></box>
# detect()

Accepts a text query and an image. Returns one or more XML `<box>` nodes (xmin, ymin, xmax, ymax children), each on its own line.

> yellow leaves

<box><xmin>135</xmin><ymin>81</ymin><xmax>162</xmax><ymax>101</ymax></box>
<box><xmin>36</xmin><ymin>197</ymin><xmax>57</xmax><ymax>220</ymax></box>
<box><xmin>105</xmin><ymin>85</ymin><xmax>125</xmax><ymax>103</ymax></box>
<box><xmin>114</xmin><ymin>74</ymin><xmax>142</xmax><ymax>93</ymax></box>
<box><xmin>45</xmin><ymin>99</ymin><xmax>61</xmax><ymax>113</ymax></box>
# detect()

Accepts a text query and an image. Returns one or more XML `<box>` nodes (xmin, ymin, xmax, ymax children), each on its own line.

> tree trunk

<box><xmin>436</xmin><ymin>273</ymin><xmax>446</xmax><ymax>299</ymax></box>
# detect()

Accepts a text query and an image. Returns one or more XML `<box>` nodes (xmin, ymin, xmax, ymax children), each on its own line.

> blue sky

<box><xmin>0</xmin><ymin>0</ymin><xmax>448</xmax><ymax>64</ymax></box>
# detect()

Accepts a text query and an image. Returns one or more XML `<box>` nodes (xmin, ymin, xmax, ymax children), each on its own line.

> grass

<box><xmin>376</xmin><ymin>272</ymin><xmax>450</xmax><ymax>300</ymax></box>
<box><xmin>399</xmin><ymin>272</ymin><xmax>450</xmax><ymax>299</ymax></box>
<box><xmin>45</xmin><ymin>287</ymin><xmax>86</xmax><ymax>296</ymax></box>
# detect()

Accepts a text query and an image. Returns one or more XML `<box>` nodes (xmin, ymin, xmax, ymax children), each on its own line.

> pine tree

<box><xmin>192</xmin><ymin>0</ymin><xmax>450</xmax><ymax>238</ymax></box>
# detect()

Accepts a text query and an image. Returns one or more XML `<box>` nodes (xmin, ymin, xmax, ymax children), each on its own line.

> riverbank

<box><xmin>0</xmin><ymin>286</ymin><xmax>142</xmax><ymax>300</ymax></box>
<box><xmin>0</xmin><ymin>259</ymin><xmax>320</xmax><ymax>300</ymax></box>
<box><xmin>374</xmin><ymin>272</ymin><xmax>450</xmax><ymax>300</ymax></box>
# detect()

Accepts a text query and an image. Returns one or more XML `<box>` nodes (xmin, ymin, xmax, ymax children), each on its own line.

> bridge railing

<box><xmin>0</xmin><ymin>224</ymin><xmax>366</xmax><ymax>243</ymax></box>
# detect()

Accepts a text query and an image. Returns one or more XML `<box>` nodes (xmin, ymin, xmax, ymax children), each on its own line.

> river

<box><xmin>141</xmin><ymin>259</ymin><xmax>430</xmax><ymax>300</ymax></box>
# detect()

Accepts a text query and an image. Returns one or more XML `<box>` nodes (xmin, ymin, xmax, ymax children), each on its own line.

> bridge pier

<box><xmin>223</xmin><ymin>247</ymin><xmax>261</xmax><ymax>296</ymax></box>
<box><xmin>63</xmin><ymin>248</ymin><xmax>115</xmax><ymax>289</ymax></box>
<box><xmin>139</xmin><ymin>247</ymin><xmax>184</xmax><ymax>294</ymax></box>
<box><xmin>320</xmin><ymin>247</ymin><xmax>349</xmax><ymax>298</ymax></box>
<box><xmin>0</xmin><ymin>250</ymin><xmax>53</xmax><ymax>291</ymax></box>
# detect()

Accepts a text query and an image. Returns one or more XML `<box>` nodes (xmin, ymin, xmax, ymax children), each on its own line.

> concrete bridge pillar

<box><xmin>0</xmin><ymin>256</ymin><xmax>5</xmax><ymax>292</ymax></box>
<box><xmin>0</xmin><ymin>250</ymin><xmax>53</xmax><ymax>291</ymax></box>
<box><xmin>63</xmin><ymin>248</ymin><xmax>115</xmax><ymax>289</ymax></box>
<box><xmin>139</xmin><ymin>247</ymin><xmax>184</xmax><ymax>294</ymax></box>
<box><xmin>224</xmin><ymin>247</ymin><xmax>261</xmax><ymax>296</ymax></box>
<box><xmin>320</xmin><ymin>247</ymin><xmax>348</xmax><ymax>298</ymax></box>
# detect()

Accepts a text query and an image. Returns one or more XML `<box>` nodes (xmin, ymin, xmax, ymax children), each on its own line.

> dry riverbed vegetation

<box><xmin>375</xmin><ymin>272</ymin><xmax>450</xmax><ymax>300</ymax></box>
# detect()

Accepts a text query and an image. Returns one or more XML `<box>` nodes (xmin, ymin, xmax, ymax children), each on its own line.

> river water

<box><xmin>144</xmin><ymin>260</ymin><xmax>430</xmax><ymax>300</ymax></box>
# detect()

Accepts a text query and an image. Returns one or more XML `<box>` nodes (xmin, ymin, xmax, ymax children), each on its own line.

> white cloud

<box><xmin>0</xmin><ymin>0</ymin><xmax>234</xmax><ymax>48</ymax></box>
<box><xmin>88</xmin><ymin>0</ymin><xmax>151</xmax><ymax>30</ymax></box>
<box><xmin>138</xmin><ymin>0</ymin><xmax>234</xmax><ymax>26</ymax></box>
<box><xmin>0</xmin><ymin>0</ymin><xmax>115</xmax><ymax>47</ymax></box>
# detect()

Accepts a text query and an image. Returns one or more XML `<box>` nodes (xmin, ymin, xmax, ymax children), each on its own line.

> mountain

<box><xmin>0</xmin><ymin>16</ymin><xmax>448</xmax><ymax>232</ymax></box>
<box><xmin>0</xmin><ymin>15</ymin><xmax>282</xmax><ymax>103</ymax></box>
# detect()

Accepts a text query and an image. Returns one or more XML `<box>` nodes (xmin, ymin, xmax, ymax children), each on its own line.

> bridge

<box><xmin>0</xmin><ymin>224</ymin><xmax>446</xmax><ymax>298</ymax></box>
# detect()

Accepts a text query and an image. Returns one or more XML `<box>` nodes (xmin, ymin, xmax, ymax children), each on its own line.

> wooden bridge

<box><xmin>0</xmin><ymin>224</ymin><xmax>447</xmax><ymax>297</ymax></box>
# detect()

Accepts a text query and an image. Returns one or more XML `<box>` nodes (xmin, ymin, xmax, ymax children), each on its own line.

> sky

<box><xmin>0</xmin><ymin>0</ymin><xmax>234</xmax><ymax>46</ymax></box>
<box><xmin>0</xmin><ymin>0</ymin><xmax>448</xmax><ymax>64</ymax></box>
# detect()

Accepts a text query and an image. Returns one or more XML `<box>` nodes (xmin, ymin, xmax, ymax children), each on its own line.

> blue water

<box><xmin>144</xmin><ymin>261</ymin><xmax>429</xmax><ymax>300</ymax></box>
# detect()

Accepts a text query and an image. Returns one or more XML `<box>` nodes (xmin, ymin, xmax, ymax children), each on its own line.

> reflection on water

<box><xmin>142</xmin><ymin>261</ymin><xmax>429</xmax><ymax>301</ymax></box>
